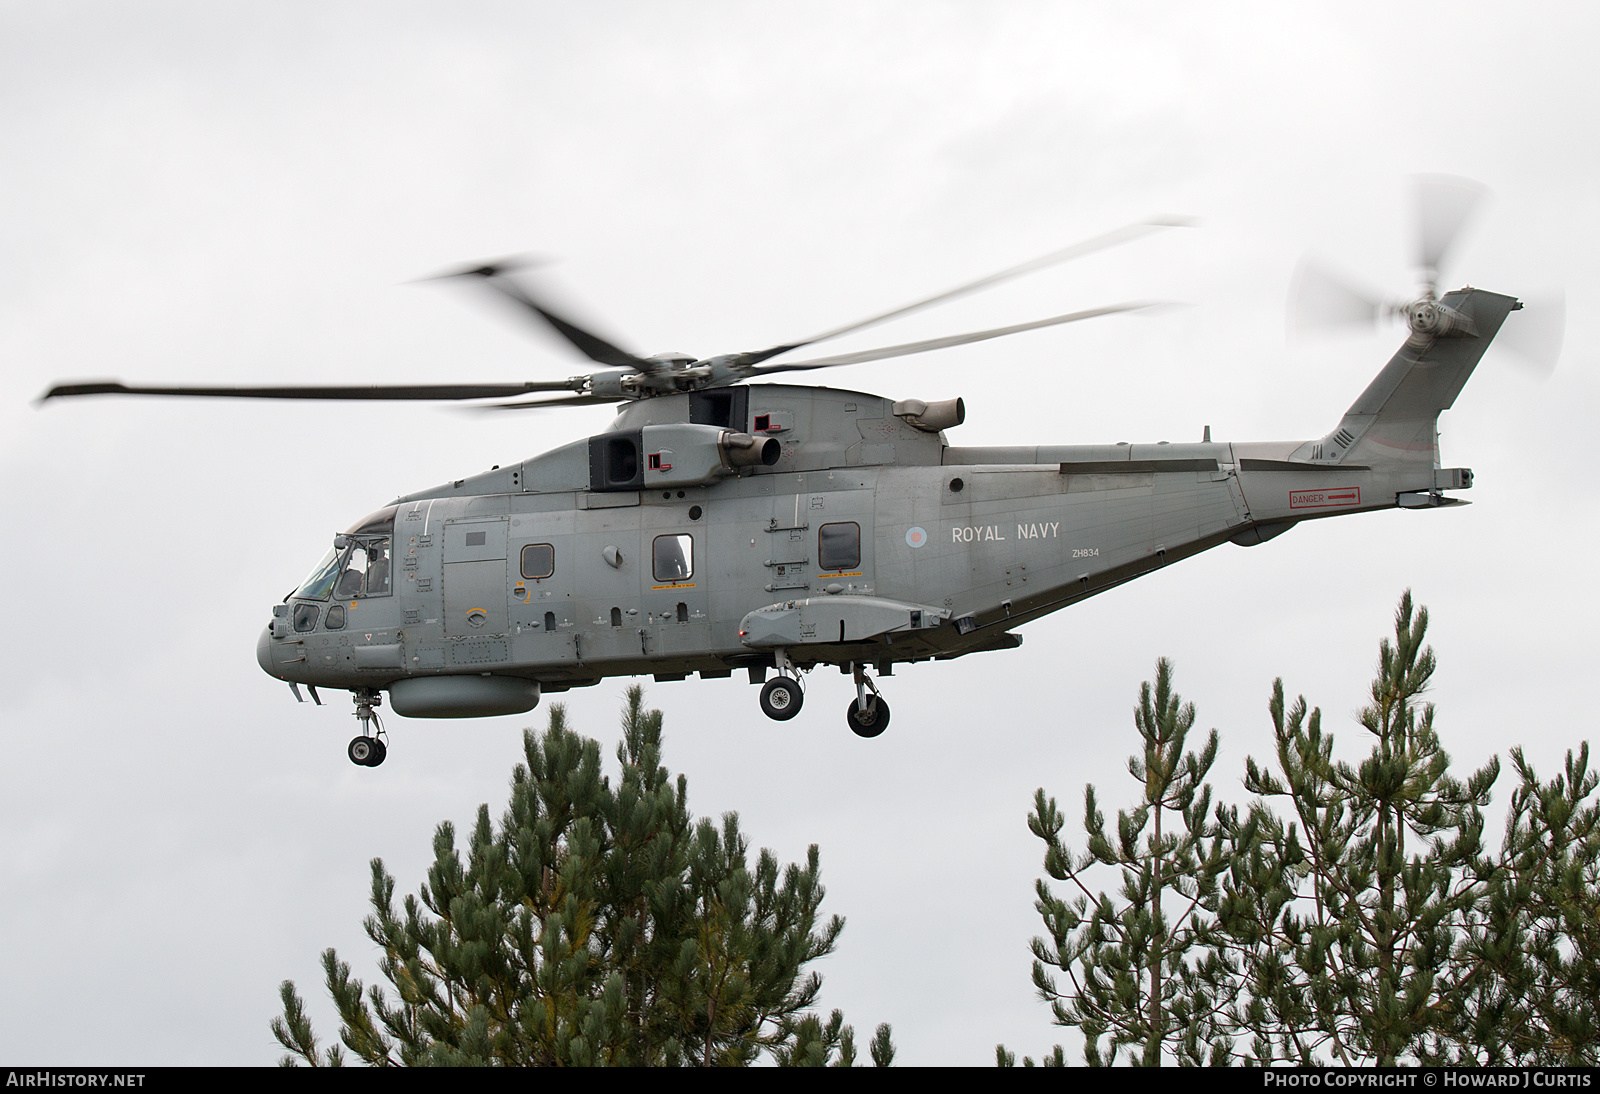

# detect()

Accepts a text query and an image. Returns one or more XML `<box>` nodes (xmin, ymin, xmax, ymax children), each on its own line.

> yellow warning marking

<box><xmin>817</xmin><ymin>572</ymin><xmax>864</xmax><ymax>578</ymax></box>
<box><xmin>651</xmin><ymin>582</ymin><xmax>697</xmax><ymax>590</ymax></box>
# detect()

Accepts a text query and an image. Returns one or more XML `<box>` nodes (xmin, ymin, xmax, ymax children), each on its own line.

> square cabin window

<box><xmin>521</xmin><ymin>543</ymin><xmax>555</xmax><ymax>580</ymax></box>
<box><xmin>653</xmin><ymin>534</ymin><xmax>693</xmax><ymax>582</ymax></box>
<box><xmin>818</xmin><ymin>522</ymin><xmax>860</xmax><ymax>571</ymax></box>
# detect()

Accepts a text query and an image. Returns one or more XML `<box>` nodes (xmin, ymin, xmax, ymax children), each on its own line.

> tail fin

<box><xmin>1292</xmin><ymin>287</ymin><xmax>1519</xmax><ymax>467</ymax></box>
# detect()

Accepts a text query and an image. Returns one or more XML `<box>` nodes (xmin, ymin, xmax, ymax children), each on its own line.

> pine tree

<box><xmin>1233</xmin><ymin>593</ymin><xmax>1498</xmax><ymax>1065</ymax></box>
<box><xmin>1453</xmin><ymin>746</ymin><xmax>1600</xmax><ymax>1063</ymax></box>
<box><xmin>1010</xmin><ymin>592</ymin><xmax>1600</xmax><ymax>1066</ymax></box>
<box><xmin>272</xmin><ymin>686</ymin><xmax>891</xmax><ymax>1066</ymax></box>
<box><xmin>1218</xmin><ymin>684</ymin><xmax>1348</xmax><ymax>1064</ymax></box>
<box><xmin>1020</xmin><ymin>658</ymin><xmax>1233</xmax><ymax>1065</ymax></box>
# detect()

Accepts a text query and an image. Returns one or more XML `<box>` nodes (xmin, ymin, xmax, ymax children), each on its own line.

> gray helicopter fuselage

<box><xmin>256</xmin><ymin>286</ymin><xmax>1517</xmax><ymax>715</ymax></box>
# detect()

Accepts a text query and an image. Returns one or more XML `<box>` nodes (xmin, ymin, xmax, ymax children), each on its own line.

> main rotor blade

<box><xmin>1287</xmin><ymin>259</ymin><xmax>1388</xmax><ymax>336</ymax></box>
<box><xmin>735</xmin><ymin>216</ymin><xmax>1193</xmax><ymax>366</ymax></box>
<box><xmin>1495</xmin><ymin>292</ymin><xmax>1566</xmax><ymax>378</ymax></box>
<box><xmin>1414</xmin><ymin>175</ymin><xmax>1487</xmax><ymax>283</ymax></box>
<box><xmin>748</xmin><ymin>302</ymin><xmax>1158</xmax><ymax>375</ymax></box>
<box><xmin>431</xmin><ymin>260</ymin><xmax>650</xmax><ymax>369</ymax></box>
<box><xmin>37</xmin><ymin>379</ymin><xmax>583</xmax><ymax>403</ymax></box>
<box><xmin>474</xmin><ymin>392</ymin><xmax>627</xmax><ymax>411</ymax></box>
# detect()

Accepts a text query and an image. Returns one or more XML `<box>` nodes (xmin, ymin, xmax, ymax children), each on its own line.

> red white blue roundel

<box><xmin>905</xmin><ymin>526</ymin><xmax>928</xmax><ymax>548</ymax></box>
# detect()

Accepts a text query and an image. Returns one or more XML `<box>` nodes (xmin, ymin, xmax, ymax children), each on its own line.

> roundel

<box><xmin>905</xmin><ymin>526</ymin><xmax>928</xmax><ymax>549</ymax></box>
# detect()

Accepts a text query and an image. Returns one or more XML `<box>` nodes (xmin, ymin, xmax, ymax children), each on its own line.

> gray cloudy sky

<box><xmin>2</xmin><ymin>1</ymin><xmax>1597</xmax><ymax>1066</ymax></box>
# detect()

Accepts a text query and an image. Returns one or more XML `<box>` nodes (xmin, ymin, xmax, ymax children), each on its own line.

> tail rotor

<box><xmin>1287</xmin><ymin>176</ymin><xmax>1563</xmax><ymax>377</ymax></box>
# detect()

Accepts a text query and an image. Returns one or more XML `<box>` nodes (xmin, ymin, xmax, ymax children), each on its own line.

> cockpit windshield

<box><xmin>295</xmin><ymin>548</ymin><xmax>343</xmax><ymax>601</ymax></box>
<box><xmin>292</xmin><ymin>507</ymin><xmax>396</xmax><ymax>601</ymax></box>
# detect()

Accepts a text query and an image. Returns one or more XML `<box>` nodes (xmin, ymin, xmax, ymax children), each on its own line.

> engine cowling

<box><xmin>892</xmin><ymin>397</ymin><xmax>965</xmax><ymax>432</ymax></box>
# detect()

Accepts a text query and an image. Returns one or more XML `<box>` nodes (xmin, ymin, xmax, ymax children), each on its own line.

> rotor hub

<box><xmin>1403</xmin><ymin>299</ymin><xmax>1472</xmax><ymax>339</ymax></box>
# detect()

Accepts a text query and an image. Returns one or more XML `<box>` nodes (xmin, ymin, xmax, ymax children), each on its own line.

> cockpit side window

<box><xmin>340</xmin><ymin>538</ymin><xmax>391</xmax><ymax>599</ymax></box>
<box><xmin>295</xmin><ymin>507</ymin><xmax>397</xmax><ymax>601</ymax></box>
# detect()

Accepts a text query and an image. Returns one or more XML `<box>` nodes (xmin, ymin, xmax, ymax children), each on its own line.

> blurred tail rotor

<box><xmin>1413</xmin><ymin>174</ymin><xmax>1487</xmax><ymax>299</ymax></box>
<box><xmin>1287</xmin><ymin>176</ymin><xmax>1563</xmax><ymax>377</ymax></box>
<box><xmin>1287</xmin><ymin>259</ymin><xmax>1392</xmax><ymax>336</ymax></box>
<box><xmin>1495</xmin><ymin>291</ymin><xmax>1566</xmax><ymax>378</ymax></box>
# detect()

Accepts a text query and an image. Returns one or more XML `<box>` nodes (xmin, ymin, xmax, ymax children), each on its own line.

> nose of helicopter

<box><xmin>257</xmin><ymin>624</ymin><xmax>278</xmax><ymax>677</ymax></box>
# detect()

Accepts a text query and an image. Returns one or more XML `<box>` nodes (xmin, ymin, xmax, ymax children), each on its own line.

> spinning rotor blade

<box><xmin>430</xmin><ymin>258</ymin><xmax>651</xmax><ymax>370</ymax></box>
<box><xmin>1414</xmin><ymin>175</ymin><xmax>1487</xmax><ymax>287</ymax></box>
<box><xmin>1495</xmin><ymin>291</ymin><xmax>1566</xmax><ymax>378</ymax></box>
<box><xmin>474</xmin><ymin>392</ymin><xmax>628</xmax><ymax>411</ymax></box>
<box><xmin>1287</xmin><ymin>259</ymin><xmax>1388</xmax><ymax>336</ymax></box>
<box><xmin>37</xmin><ymin>379</ymin><xmax>584</xmax><ymax>403</ymax></box>
<box><xmin>734</xmin><ymin>216</ymin><xmax>1193</xmax><ymax>367</ymax></box>
<box><xmin>749</xmin><ymin>301</ymin><xmax>1158</xmax><ymax>375</ymax></box>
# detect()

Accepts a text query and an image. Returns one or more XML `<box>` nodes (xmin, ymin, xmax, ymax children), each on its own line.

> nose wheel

<box><xmin>348</xmin><ymin>689</ymin><xmax>388</xmax><ymax>767</ymax></box>
<box><xmin>348</xmin><ymin>735</ymin><xmax>387</xmax><ymax>766</ymax></box>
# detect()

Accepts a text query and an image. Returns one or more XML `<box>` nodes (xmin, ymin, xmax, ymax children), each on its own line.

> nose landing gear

<box><xmin>845</xmin><ymin>662</ymin><xmax>890</xmax><ymax>738</ymax></box>
<box><xmin>348</xmin><ymin>688</ymin><xmax>388</xmax><ymax>767</ymax></box>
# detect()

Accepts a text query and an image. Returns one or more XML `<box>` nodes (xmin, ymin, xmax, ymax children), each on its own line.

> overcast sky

<box><xmin>2</xmin><ymin>1</ymin><xmax>1597</xmax><ymax>1066</ymax></box>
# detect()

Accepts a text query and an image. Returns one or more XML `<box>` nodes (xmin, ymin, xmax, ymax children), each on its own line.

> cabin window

<box><xmin>325</xmin><ymin>604</ymin><xmax>346</xmax><ymax>630</ymax></box>
<box><xmin>818</xmin><ymin>522</ymin><xmax>860</xmax><ymax>571</ymax></box>
<box><xmin>653</xmin><ymin>534</ymin><xmax>694</xmax><ymax>582</ymax></box>
<box><xmin>520</xmin><ymin>543</ymin><xmax>555</xmax><ymax>580</ymax></box>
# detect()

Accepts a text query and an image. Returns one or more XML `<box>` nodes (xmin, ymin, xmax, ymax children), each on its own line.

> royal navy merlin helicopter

<box><xmin>40</xmin><ymin>180</ymin><xmax>1560</xmax><ymax>766</ymax></box>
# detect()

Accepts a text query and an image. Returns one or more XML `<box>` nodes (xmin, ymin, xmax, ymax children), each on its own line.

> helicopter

<box><xmin>39</xmin><ymin>180</ymin><xmax>1557</xmax><ymax>766</ymax></box>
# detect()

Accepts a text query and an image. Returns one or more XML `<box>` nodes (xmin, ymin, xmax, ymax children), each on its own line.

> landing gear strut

<box><xmin>348</xmin><ymin>688</ymin><xmax>388</xmax><ymax>767</ymax></box>
<box><xmin>845</xmin><ymin>662</ymin><xmax>890</xmax><ymax>738</ymax></box>
<box><xmin>758</xmin><ymin>648</ymin><xmax>804</xmax><ymax>721</ymax></box>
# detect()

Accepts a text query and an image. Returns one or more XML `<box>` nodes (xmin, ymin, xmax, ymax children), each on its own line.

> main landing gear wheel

<box><xmin>760</xmin><ymin>677</ymin><xmax>803</xmax><ymax>721</ymax></box>
<box><xmin>348</xmin><ymin>736</ymin><xmax>386</xmax><ymax>766</ymax></box>
<box><xmin>846</xmin><ymin>696</ymin><xmax>891</xmax><ymax>738</ymax></box>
